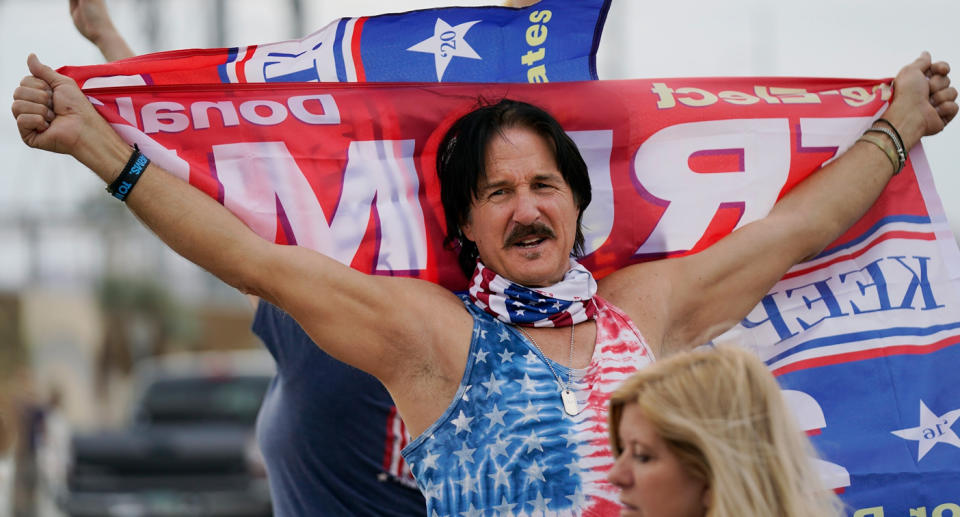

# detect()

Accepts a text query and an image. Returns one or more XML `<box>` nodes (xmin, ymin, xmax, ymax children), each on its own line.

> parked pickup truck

<box><xmin>59</xmin><ymin>351</ymin><xmax>275</xmax><ymax>517</ymax></box>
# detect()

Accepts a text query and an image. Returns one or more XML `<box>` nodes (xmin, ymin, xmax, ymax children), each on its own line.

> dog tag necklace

<box><xmin>516</xmin><ymin>323</ymin><xmax>582</xmax><ymax>416</ymax></box>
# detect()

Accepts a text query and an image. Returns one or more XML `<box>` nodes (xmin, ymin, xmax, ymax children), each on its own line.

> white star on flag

<box><xmin>498</xmin><ymin>348</ymin><xmax>515</xmax><ymax>363</ymax></box>
<box><xmin>499</xmin><ymin>328</ymin><xmax>511</xmax><ymax>342</ymax></box>
<box><xmin>459</xmin><ymin>503</ymin><xmax>483</xmax><ymax>517</ymax></box>
<box><xmin>524</xmin><ymin>350</ymin><xmax>540</xmax><ymax>364</ymax></box>
<box><xmin>891</xmin><ymin>400</ymin><xmax>960</xmax><ymax>460</ymax></box>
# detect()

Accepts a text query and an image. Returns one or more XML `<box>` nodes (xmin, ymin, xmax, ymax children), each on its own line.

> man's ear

<box><xmin>461</xmin><ymin>220</ymin><xmax>475</xmax><ymax>242</ymax></box>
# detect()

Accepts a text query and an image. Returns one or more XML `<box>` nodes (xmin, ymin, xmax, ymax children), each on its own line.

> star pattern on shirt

<box><xmin>422</xmin><ymin>479</ymin><xmax>443</xmax><ymax>501</ymax></box>
<box><xmin>403</xmin><ymin>301</ymin><xmax>652</xmax><ymax>516</ymax></box>
<box><xmin>456</xmin><ymin>471</ymin><xmax>480</xmax><ymax>495</ymax></box>
<box><xmin>484</xmin><ymin>404</ymin><xmax>508</xmax><ymax>427</ymax></box>
<box><xmin>518</xmin><ymin>373</ymin><xmax>539</xmax><ymax>392</ymax></box>
<box><xmin>453</xmin><ymin>442</ymin><xmax>476</xmax><ymax>466</ymax></box>
<box><xmin>490</xmin><ymin>434</ymin><xmax>512</xmax><ymax>459</ymax></box>
<box><xmin>482</xmin><ymin>372</ymin><xmax>507</xmax><ymax>396</ymax></box>
<box><xmin>522</xmin><ymin>429</ymin><xmax>545</xmax><ymax>453</ymax></box>
<box><xmin>524</xmin><ymin>459</ymin><xmax>546</xmax><ymax>482</ymax></box>
<box><xmin>421</xmin><ymin>450</ymin><xmax>440</xmax><ymax>472</ymax></box>
<box><xmin>473</xmin><ymin>349</ymin><xmax>489</xmax><ymax>363</ymax></box>
<box><xmin>493</xmin><ymin>496</ymin><xmax>518</xmax><ymax>515</ymax></box>
<box><xmin>528</xmin><ymin>491</ymin><xmax>552</xmax><ymax>514</ymax></box>
<box><xmin>566</xmin><ymin>487</ymin><xmax>588</xmax><ymax>509</ymax></box>
<box><xmin>450</xmin><ymin>410</ymin><xmax>474</xmax><ymax>435</ymax></box>
<box><xmin>518</xmin><ymin>401</ymin><xmax>542</xmax><ymax>424</ymax></box>
<box><xmin>459</xmin><ymin>503</ymin><xmax>483</xmax><ymax>517</ymax></box>
<box><xmin>489</xmin><ymin>462</ymin><xmax>512</xmax><ymax>490</ymax></box>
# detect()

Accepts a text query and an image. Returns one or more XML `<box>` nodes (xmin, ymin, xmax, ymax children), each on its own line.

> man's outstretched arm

<box><xmin>10</xmin><ymin>55</ymin><xmax>470</xmax><ymax>391</ymax></box>
<box><xmin>605</xmin><ymin>52</ymin><xmax>958</xmax><ymax>355</ymax></box>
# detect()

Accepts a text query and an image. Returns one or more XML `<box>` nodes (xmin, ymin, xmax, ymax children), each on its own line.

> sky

<box><xmin>0</xmin><ymin>0</ymin><xmax>958</xmax><ymax>288</ymax></box>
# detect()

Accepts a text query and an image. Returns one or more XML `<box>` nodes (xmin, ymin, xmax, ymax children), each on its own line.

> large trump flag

<box><xmin>61</xmin><ymin>1</ymin><xmax>960</xmax><ymax>514</ymax></box>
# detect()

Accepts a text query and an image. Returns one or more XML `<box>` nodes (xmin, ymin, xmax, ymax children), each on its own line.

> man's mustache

<box><xmin>504</xmin><ymin>222</ymin><xmax>556</xmax><ymax>247</ymax></box>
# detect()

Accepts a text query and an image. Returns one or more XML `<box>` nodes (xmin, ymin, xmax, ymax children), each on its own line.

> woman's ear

<box><xmin>701</xmin><ymin>485</ymin><xmax>712</xmax><ymax>510</ymax></box>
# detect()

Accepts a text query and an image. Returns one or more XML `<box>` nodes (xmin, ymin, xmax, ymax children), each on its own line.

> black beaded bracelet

<box><xmin>106</xmin><ymin>144</ymin><xmax>150</xmax><ymax>201</ymax></box>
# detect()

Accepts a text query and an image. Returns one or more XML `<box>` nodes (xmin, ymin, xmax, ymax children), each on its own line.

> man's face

<box><xmin>461</xmin><ymin>126</ymin><xmax>579</xmax><ymax>287</ymax></box>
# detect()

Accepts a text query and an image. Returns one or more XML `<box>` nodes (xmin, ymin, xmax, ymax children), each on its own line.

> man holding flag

<box><xmin>14</xmin><ymin>3</ymin><xmax>960</xmax><ymax>515</ymax></box>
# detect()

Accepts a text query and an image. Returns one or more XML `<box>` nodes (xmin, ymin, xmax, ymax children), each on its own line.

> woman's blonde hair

<box><xmin>608</xmin><ymin>346</ymin><xmax>844</xmax><ymax>517</ymax></box>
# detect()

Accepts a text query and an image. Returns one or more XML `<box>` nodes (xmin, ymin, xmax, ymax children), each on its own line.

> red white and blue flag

<box><xmin>58</xmin><ymin>2</ymin><xmax>960</xmax><ymax>513</ymax></box>
<box><xmin>60</xmin><ymin>0</ymin><xmax>610</xmax><ymax>88</ymax></box>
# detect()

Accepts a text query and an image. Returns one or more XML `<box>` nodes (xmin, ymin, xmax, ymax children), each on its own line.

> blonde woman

<box><xmin>607</xmin><ymin>346</ymin><xmax>843</xmax><ymax>517</ymax></box>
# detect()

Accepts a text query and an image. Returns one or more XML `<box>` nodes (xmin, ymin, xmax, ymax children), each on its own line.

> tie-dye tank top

<box><xmin>401</xmin><ymin>295</ymin><xmax>654</xmax><ymax>516</ymax></box>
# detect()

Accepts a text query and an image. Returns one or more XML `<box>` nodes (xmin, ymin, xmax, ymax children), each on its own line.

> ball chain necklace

<box><xmin>516</xmin><ymin>322</ymin><xmax>582</xmax><ymax>416</ymax></box>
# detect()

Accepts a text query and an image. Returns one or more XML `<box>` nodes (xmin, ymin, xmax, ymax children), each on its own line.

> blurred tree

<box><xmin>95</xmin><ymin>276</ymin><xmax>198</xmax><ymax>395</ymax></box>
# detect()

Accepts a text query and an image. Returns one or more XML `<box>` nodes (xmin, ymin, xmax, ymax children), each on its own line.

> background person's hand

<box><xmin>69</xmin><ymin>0</ymin><xmax>136</xmax><ymax>61</ymax></box>
<box><xmin>70</xmin><ymin>0</ymin><xmax>115</xmax><ymax>46</ymax></box>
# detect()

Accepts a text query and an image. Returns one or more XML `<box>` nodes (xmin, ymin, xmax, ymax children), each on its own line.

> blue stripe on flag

<box><xmin>333</xmin><ymin>19</ymin><xmax>348</xmax><ymax>82</ymax></box>
<box><xmin>218</xmin><ymin>47</ymin><xmax>239</xmax><ymax>83</ymax></box>
<box><xmin>765</xmin><ymin>320</ymin><xmax>960</xmax><ymax>366</ymax></box>
<box><xmin>813</xmin><ymin>214</ymin><xmax>932</xmax><ymax>260</ymax></box>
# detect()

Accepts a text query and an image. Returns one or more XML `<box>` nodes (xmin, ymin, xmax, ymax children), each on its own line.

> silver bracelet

<box><xmin>864</xmin><ymin>126</ymin><xmax>905</xmax><ymax>175</ymax></box>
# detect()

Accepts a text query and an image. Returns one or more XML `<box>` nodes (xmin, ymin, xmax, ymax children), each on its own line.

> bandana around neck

<box><xmin>467</xmin><ymin>259</ymin><xmax>598</xmax><ymax>327</ymax></box>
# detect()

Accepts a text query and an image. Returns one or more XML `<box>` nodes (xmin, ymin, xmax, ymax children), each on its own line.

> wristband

<box><xmin>106</xmin><ymin>144</ymin><xmax>150</xmax><ymax>201</ymax></box>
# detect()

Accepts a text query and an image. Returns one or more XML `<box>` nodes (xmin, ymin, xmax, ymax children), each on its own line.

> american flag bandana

<box><xmin>468</xmin><ymin>259</ymin><xmax>598</xmax><ymax>327</ymax></box>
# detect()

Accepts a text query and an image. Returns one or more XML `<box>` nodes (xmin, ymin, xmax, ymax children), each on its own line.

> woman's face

<box><xmin>607</xmin><ymin>403</ymin><xmax>709</xmax><ymax>517</ymax></box>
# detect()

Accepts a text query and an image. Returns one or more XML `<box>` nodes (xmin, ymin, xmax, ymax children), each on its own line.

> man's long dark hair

<box><xmin>436</xmin><ymin>99</ymin><xmax>592</xmax><ymax>278</ymax></box>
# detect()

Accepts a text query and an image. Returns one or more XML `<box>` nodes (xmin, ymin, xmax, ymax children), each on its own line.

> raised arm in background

<box><xmin>70</xmin><ymin>0</ymin><xmax>135</xmax><ymax>61</ymax></box>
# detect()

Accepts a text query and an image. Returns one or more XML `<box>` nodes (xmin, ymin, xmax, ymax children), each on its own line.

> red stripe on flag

<box><xmin>351</xmin><ymin>17</ymin><xmax>367</xmax><ymax>82</ymax></box>
<box><xmin>771</xmin><ymin>334</ymin><xmax>960</xmax><ymax>376</ymax></box>
<box><xmin>783</xmin><ymin>231</ymin><xmax>935</xmax><ymax>280</ymax></box>
<box><xmin>236</xmin><ymin>45</ymin><xmax>257</xmax><ymax>83</ymax></box>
